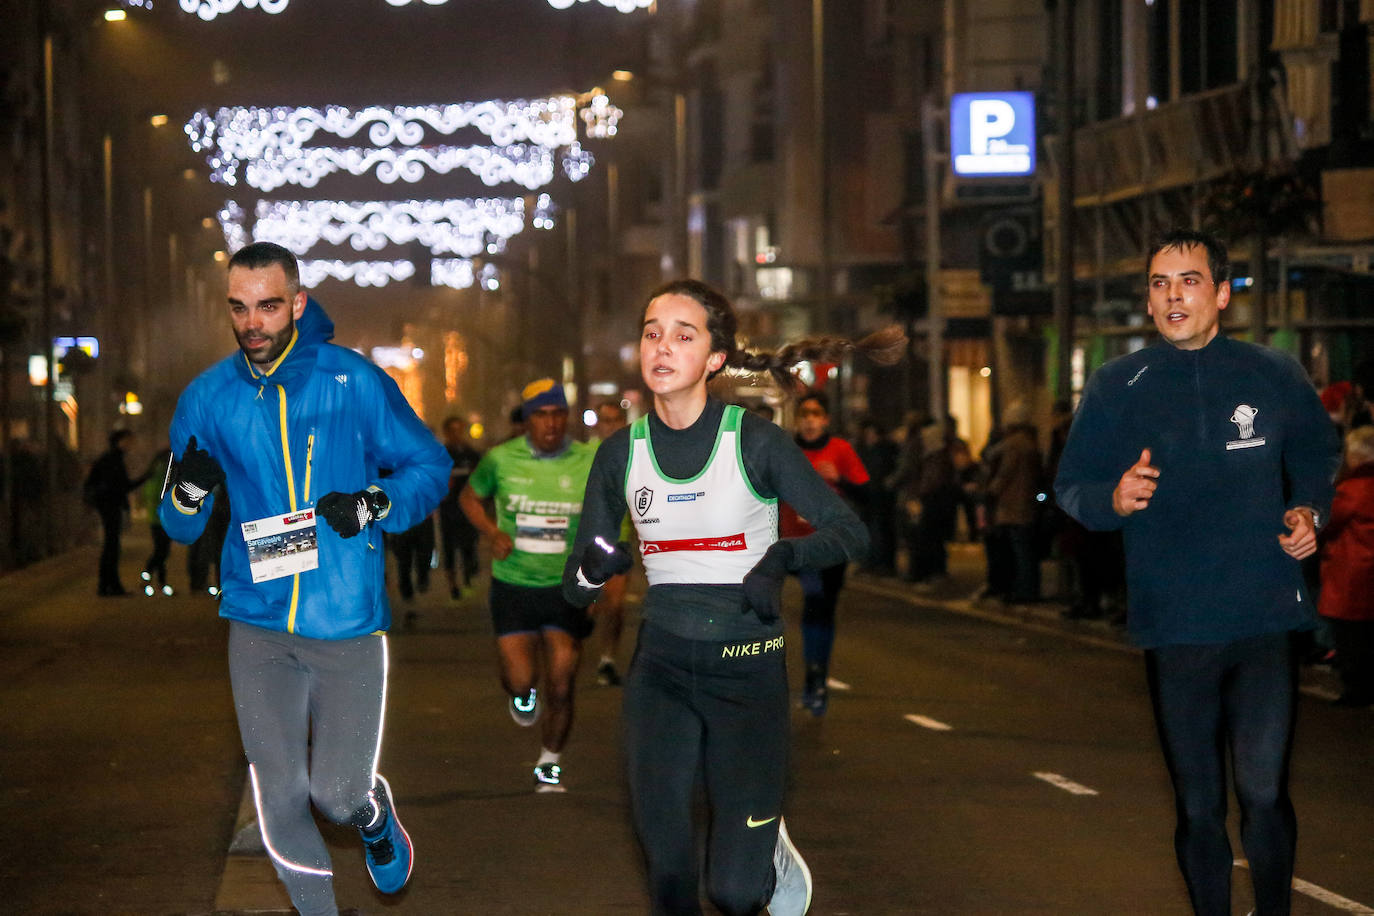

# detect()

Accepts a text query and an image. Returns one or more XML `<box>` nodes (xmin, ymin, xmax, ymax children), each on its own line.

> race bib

<box><xmin>514</xmin><ymin>513</ymin><xmax>570</xmax><ymax>554</ymax></box>
<box><xmin>241</xmin><ymin>510</ymin><xmax>320</xmax><ymax>583</ymax></box>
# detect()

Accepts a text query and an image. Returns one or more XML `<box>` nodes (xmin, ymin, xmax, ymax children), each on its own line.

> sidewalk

<box><xmin>848</xmin><ymin>540</ymin><xmax>1345</xmax><ymax>699</ymax></box>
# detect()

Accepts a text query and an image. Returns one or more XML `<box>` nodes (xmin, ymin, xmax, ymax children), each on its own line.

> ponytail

<box><xmin>645</xmin><ymin>280</ymin><xmax>907</xmax><ymax>391</ymax></box>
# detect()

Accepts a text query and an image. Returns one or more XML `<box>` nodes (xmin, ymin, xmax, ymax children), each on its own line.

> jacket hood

<box><xmin>233</xmin><ymin>297</ymin><xmax>335</xmax><ymax>392</ymax></box>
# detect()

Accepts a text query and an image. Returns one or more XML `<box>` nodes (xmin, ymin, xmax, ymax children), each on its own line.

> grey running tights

<box><xmin>228</xmin><ymin>620</ymin><xmax>388</xmax><ymax>916</ymax></box>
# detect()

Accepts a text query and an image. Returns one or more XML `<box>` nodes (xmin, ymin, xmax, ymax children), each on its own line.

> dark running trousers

<box><xmin>1145</xmin><ymin>631</ymin><xmax>1299</xmax><ymax>916</ymax></box>
<box><xmin>624</xmin><ymin>622</ymin><xmax>789</xmax><ymax>916</ymax></box>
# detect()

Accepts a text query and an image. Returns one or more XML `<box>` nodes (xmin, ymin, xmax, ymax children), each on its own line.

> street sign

<box><xmin>951</xmin><ymin>92</ymin><xmax>1036</xmax><ymax>177</ymax></box>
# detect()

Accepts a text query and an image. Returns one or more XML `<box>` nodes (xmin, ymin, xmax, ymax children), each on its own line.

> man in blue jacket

<box><xmin>1055</xmin><ymin>229</ymin><xmax>1339</xmax><ymax>916</ymax></box>
<box><xmin>159</xmin><ymin>242</ymin><xmax>450</xmax><ymax>915</ymax></box>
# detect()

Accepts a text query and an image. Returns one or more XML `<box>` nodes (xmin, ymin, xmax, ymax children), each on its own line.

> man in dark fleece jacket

<box><xmin>1055</xmin><ymin>229</ymin><xmax>1339</xmax><ymax>916</ymax></box>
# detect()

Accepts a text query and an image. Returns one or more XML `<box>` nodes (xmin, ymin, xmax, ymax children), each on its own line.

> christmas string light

<box><xmin>186</xmin><ymin>101</ymin><xmax>579</xmax><ymax>163</ymax></box>
<box><xmin>430</xmin><ymin>259</ymin><xmax>500</xmax><ymax>291</ymax></box>
<box><xmin>298</xmin><ymin>259</ymin><xmax>415</xmax><ymax>288</ymax></box>
<box><xmin>546</xmin><ymin>0</ymin><xmax>653</xmax><ymax>12</ymax></box>
<box><xmin>580</xmin><ymin>92</ymin><xmax>623</xmax><ymax>139</ymax></box>
<box><xmin>217</xmin><ymin>201</ymin><xmax>250</xmax><ymax>251</ymax></box>
<box><xmin>179</xmin><ymin>0</ymin><xmax>651</xmax><ymax>17</ymax></box>
<box><xmin>246</xmin><ymin>198</ymin><xmax>529</xmax><ymax>257</ymax></box>
<box><xmin>180</xmin><ymin>0</ymin><xmax>286</xmax><ymax>20</ymax></box>
<box><xmin>186</xmin><ymin>100</ymin><xmax>603</xmax><ymax>190</ymax></box>
<box><xmin>228</xmin><ymin>144</ymin><xmax>557</xmax><ymax>192</ymax></box>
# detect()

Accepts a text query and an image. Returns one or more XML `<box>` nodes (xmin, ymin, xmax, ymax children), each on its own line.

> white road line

<box><xmin>903</xmin><ymin>713</ymin><xmax>952</xmax><ymax>731</ymax></box>
<box><xmin>825</xmin><ymin>677</ymin><xmax>851</xmax><ymax>691</ymax></box>
<box><xmin>1233</xmin><ymin>860</ymin><xmax>1374</xmax><ymax>914</ymax></box>
<box><xmin>1032</xmin><ymin>772</ymin><xmax>1099</xmax><ymax>796</ymax></box>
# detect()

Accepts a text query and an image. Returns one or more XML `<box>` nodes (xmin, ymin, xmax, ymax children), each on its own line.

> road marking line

<box><xmin>826</xmin><ymin>677</ymin><xmax>851</xmax><ymax>691</ymax></box>
<box><xmin>1032</xmin><ymin>772</ymin><xmax>1099</xmax><ymax>796</ymax></box>
<box><xmin>1233</xmin><ymin>860</ymin><xmax>1374</xmax><ymax>914</ymax></box>
<box><xmin>903</xmin><ymin>714</ymin><xmax>952</xmax><ymax>731</ymax></box>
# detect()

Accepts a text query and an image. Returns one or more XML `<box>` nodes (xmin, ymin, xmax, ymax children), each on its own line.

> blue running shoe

<box><xmin>767</xmin><ymin>817</ymin><xmax>812</xmax><ymax>915</ymax></box>
<box><xmin>509</xmin><ymin>688</ymin><xmax>539</xmax><ymax>727</ymax></box>
<box><xmin>358</xmin><ymin>775</ymin><xmax>412</xmax><ymax>894</ymax></box>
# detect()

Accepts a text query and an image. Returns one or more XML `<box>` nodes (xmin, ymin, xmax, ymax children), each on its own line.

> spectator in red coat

<box><xmin>1318</xmin><ymin>425</ymin><xmax>1374</xmax><ymax>707</ymax></box>
<box><xmin>780</xmin><ymin>391</ymin><xmax>870</xmax><ymax>715</ymax></box>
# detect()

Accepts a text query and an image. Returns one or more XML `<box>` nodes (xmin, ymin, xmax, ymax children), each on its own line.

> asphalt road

<box><xmin>3</xmin><ymin>532</ymin><xmax>1372</xmax><ymax>915</ymax></box>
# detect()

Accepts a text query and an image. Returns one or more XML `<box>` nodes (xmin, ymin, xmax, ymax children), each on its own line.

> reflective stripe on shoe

<box><xmin>509</xmin><ymin>688</ymin><xmax>540</xmax><ymax>727</ymax></box>
<box><xmin>533</xmin><ymin>762</ymin><xmax>566</xmax><ymax>793</ymax></box>
<box><xmin>359</xmin><ymin>774</ymin><xmax>413</xmax><ymax>894</ymax></box>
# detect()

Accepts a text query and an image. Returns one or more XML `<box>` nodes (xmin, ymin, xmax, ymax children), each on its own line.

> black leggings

<box><xmin>624</xmin><ymin>622</ymin><xmax>789</xmax><ymax>916</ymax></box>
<box><xmin>1145</xmin><ymin>631</ymin><xmax>1299</xmax><ymax>916</ymax></box>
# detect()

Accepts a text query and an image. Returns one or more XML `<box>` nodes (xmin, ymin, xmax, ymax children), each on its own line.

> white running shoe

<box><xmin>767</xmin><ymin>817</ymin><xmax>812</xmax><ymax>915</ymax></box>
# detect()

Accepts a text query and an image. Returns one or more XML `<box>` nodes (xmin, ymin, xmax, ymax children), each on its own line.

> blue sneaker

<box><xmin>358</xmin><ymin>775</ymin><xmax>412</xmax><ymax>894</ymax></box>
<box><xmin>767</xmin><ymin>817</ymin><xmax>812</xmax><ymax>915</ymax></box>
<box><xmin>510</xmin><ymin>688</ymin><xmax>539</xmax><ymax>727</ymax></box>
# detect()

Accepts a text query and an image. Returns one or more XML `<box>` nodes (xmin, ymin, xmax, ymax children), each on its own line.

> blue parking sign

<box><xmin>951</xmin><ymin>92</ymin><xmax>1036</xmax><ymax>177</ymax></box>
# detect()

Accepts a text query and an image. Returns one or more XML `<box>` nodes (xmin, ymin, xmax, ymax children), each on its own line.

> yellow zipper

<box><xmin>277</xmin><ymin>385</ymin><xmax>302</xmax><ymax>633</ymax></box>
<box><xmin>303</xmin><ymin>433</ymin><xmax>315</xmax><ymax>505</ymax></box>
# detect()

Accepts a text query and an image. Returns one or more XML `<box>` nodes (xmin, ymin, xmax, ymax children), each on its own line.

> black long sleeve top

<box><xmin>563</xmin><ymin>398</ymin><xmax>869</xmax><ymax>641</ymax></box>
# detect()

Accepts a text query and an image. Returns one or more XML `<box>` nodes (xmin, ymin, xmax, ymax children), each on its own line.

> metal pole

<box><xmin>923</xmin><ymin>98</ymin><xmax>945</xmax><ymax>422</ymax></box>
<box><xmin>1053</xmin><ymin>0</ymin><xmax>1076</xmax><ymax>401</ymax></box>
<box><xmin>671</xmin><ymin>91</ymin><xmax>687</xmax><ymax>278</ymax></box>
<box><xmin>39</xmin><ymin>23</ymin><xmax>57</xmax><ymax>556</ymax></box>
<box><xmin>812</xmin><ymin>0</ymin><xmax>831</xmax><ymax>318</ymax></box>
<box><xmin>102</xmin><ymin>133</ymin><xmax>114</xmax><ymax>450</ymax></box>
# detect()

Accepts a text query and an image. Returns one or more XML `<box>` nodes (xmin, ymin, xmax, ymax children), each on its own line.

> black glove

<box><xmin>317</xmin><ymin>488</ymin><xmax>390</xmax><ymax>538</ymax></box>
<box><xmin>741</xmin><ymin>540</ymin><xmax>795</xmax><ymax>623</ymax></box>
<box><xmin>170</xmin><ymin>435</ymin><xmax>225</xmax><ymax>513</ymax></box>
<box><xmin>580</xmin><ymin>536</ymin><xmax>632</xmax><ymax>587</ymax></box>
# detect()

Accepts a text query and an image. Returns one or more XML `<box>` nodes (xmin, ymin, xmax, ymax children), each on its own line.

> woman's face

<box><xmin>640</xmin><ymin>293</ymin><xmax>726</xmax><ymax>399</ymax></box>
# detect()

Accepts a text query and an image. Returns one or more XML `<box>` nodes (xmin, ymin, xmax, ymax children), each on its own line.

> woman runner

<box><xmin>563</xmin><ymin>279</ymin><xmax>903</xmax><ymax>916</ymax></box>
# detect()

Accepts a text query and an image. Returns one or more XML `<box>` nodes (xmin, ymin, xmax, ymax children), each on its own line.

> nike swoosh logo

<box><xmin>746</xmin><ymin>815</ymin><xmax>778</xmax><ymax>828</ymax></box>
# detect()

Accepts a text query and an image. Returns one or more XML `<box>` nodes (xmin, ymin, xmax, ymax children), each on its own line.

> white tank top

<box><xmin>625</xmin><ymin>404</ymin><xmax>778</xmax><ymax>586</ymax></box>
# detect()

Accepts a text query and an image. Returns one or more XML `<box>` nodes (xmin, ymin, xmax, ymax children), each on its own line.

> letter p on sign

<box><xmin>969</xmin><ymin>99</ymin><xmax>1015</xmax><ymax>155</ymax></box>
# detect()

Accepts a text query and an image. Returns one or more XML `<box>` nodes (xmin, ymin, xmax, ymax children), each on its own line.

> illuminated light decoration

<box><xmin>430</xmin><ymin>259</ymin><xmax>499</xmax><ymax>291</ymax></box>
<box><xmin>580</xmin><ymin>93</ymin><xmax>623</xmax><ymax>139</ymax></box>
<box><xmin>561</xmin><ymin>142</ymin><xmax>594</xmax><ymax>182</ymax></box>
<box><xmin>186</xmin><ymin>100</ymin><xmax>579</xmax><ymax>165</ymax></box>
<box><xmin>218</xmin><ymin>201</ymin><xmax>250</xmax><ymax>251</ymax></box>
<box><xmin>532</xmin><ymin>193</ymin><xmax>557</xmax><ymax>230</ymax></box>
<box><xmin>226</xmin><ymin>143</ymin><xmax>556</xmax><ymax>192</ymax></box>
<box><xmin>242</xmin><ymin>198</ymin><xmax>528</xmax><ymax>257</ymax></box>
<box><xmin>180</xmin><ymin>0</ymin><xmax>287</xmax><ymax>20</ymax></box>
<box><xmin>480</xmin><ymin>262</ymin><xmax>500</xmax><ymax>290</ymax></box>
<box><xmin>431</xmin><ymin>258</ymin><xmax>475</xmax><ymax>290</ymax></box>
<box><xmin>546</xmin><ymin>0</ymin><xmax>653</xmax><ymax>12</ymax></box>
<box><xmin>298</xmin><ymin>259</ymin><xmax>415</xmax><ymax>288</ymax></box>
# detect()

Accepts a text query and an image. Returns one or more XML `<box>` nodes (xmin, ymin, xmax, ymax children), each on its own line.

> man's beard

<box><xmin>236</xmin><ymin>317</ymin><xmax>295</xmax><ymax>366</ymax></box>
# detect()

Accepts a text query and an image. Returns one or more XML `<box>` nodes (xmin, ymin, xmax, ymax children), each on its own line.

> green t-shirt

<box><xmin>468</xmin><ymin>436</ymin><xmax>597</xmax><ymax>587</ymax></box>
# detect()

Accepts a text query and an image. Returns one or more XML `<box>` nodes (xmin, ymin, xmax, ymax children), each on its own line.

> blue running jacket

<box><xmin>159</xmin><ymin>299</ymin><xmax>451</xmax><ymax>639</ymax></box>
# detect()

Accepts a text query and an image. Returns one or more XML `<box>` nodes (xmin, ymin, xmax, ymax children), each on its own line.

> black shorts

<box><xmin>489</xmin><ymin>578</ymin><xmax>593</xmax><ymax>640</ymax></box>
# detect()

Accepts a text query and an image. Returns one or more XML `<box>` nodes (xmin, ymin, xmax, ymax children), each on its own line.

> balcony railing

<box><xmin>1044</xmin><ymin>82</ymin><xmax>1259</xmax><ymax>209</ymax></box>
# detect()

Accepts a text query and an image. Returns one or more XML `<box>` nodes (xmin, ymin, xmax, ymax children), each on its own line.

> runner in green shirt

<box><xmin>459</xmin><ymin>378</ymin><xmax>598</xmax><ymax>792</ymax></box>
